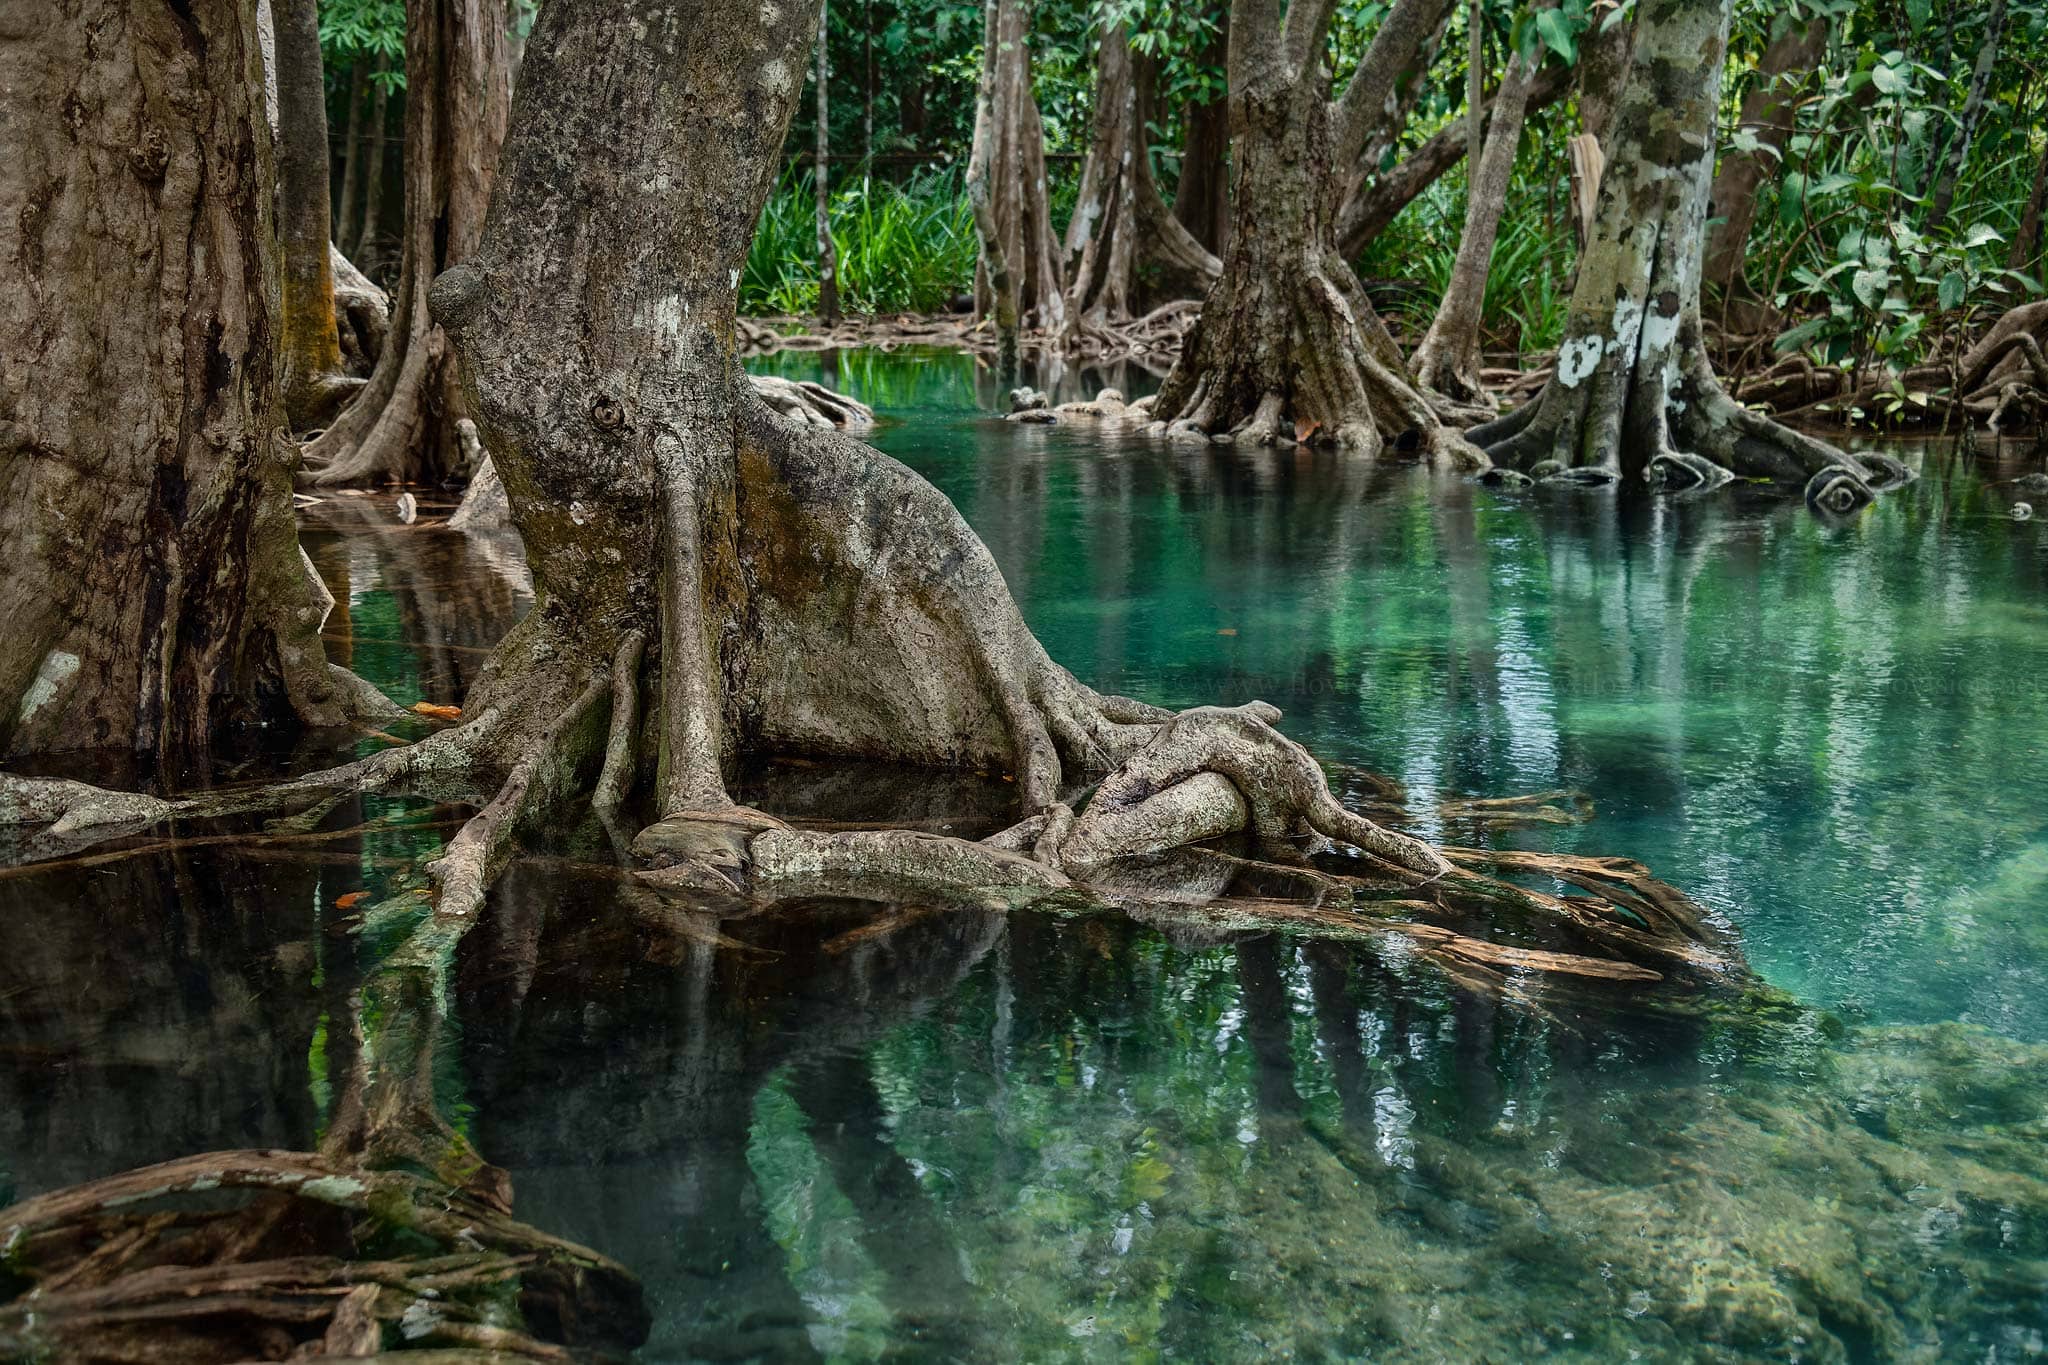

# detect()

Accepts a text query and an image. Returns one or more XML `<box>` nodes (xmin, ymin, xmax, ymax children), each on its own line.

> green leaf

<box><xmin>1962</xmin><ymin>223</ymin><xmax>2006</xmax><ymax>249</ymax></box>
<box><xmin>1871</xmin><ymin>60</ymin><xmax>1907</xmax><ymax>95</ymax></box>
<box><xmin>1938</xmin><ymin>270</ymin><xmax>1966</xmax><ymax>311</ymax></box>
<box><xmin>1535</xmin><ymin>9</ymin><xmax>1576</xmax><ymax>62</ymax></box>
<box><xmin>1905</xmin><ymin>0</ymin><xmax>1931</xmax><ymax>30</ymax></box>
<box><xmin>1778</xmin><ymin>171</ymin><xmax>1807</xmax><ymax>228</ymax></box>
<box><xmin>1851</xmin><ymin>266</ymin><xmax>1890</xmax><ymax>308</ymax></box>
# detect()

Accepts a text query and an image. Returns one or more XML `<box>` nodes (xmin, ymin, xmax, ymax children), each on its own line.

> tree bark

<box><xmin>1702</xmin><ymin>15</ymin><xmax>1826</xmax><ymax>326</ymax></box>
<box><xmin>1410</xmin><ymin>40</ymin><xmax>1539</xmax><ymax>403</ymax></box>
<box><xmin>1924</xmin><ymin>0</ymin><xmax>2008</xmax><ymax>232</ymax></box>
<box><xmin>1172</xmin><ymin>15</ymin><xmax>1233</xmax><ymax>253</ymax></box>
<box><xmin>274</xmin><ymin>0</ymin><xmax>354</xmax><ymax>427</ymax></box>
<box><xmin>1061</xmin><ymin>23</ymin><xmax>1220</xmax><ymax>339</ymax></box>
<box><xmin>336</xmin><ymin>60</ymin><xmax>370</xmax><ymax>246</ymax></box>
<box><xmin>813</xmin><ymin>0</ymin><xmax>841</xmax><ymax>323</ymax></box>
<box><xmin>1148</xmin><ymin>0</ymin><xmax>1479</xmax><ymax>457</ymax></box>
<box><xmin>0</xmin><ymin>0</ymin><xmax>387</xmax><ymax>760</ymax></box>
<box><xmin>969</xmin><ymin>0</ymin><xmax>1063</xmax><ymax>339</ymax></box>
<box><xmin>353</xmin><ymin>59</ymin><xmax>391</xmax><ymax>265</ymax></box>
<box><xmin>1336</xmin><ymin>57</ymin><xmax>1569</xmax><ymax>256</ymax></box>
<box><xmin>306</xmin><ymin>0</ymin><xmax>512</xmax><ymax>486</ymax></box>
<box><xmin>2010</xmin><ymin>135</ymin><xmax>2048</xmax><ymax>273</ymax></box>
<box><xmin>1468</xmin><ymin>0</ymin><xmax>1909</xmax><ymax>514</ymax></box>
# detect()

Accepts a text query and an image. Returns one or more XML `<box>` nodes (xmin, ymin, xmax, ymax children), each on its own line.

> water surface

<box><xmin>4</xmin><ymin>348</ymin><xmax>2046</xmax><ymax>1362</ymax></box>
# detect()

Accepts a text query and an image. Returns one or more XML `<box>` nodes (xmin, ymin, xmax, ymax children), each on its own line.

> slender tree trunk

<box><xmin>1574</xmin><ymin>8</ymin><xmax>1632</xmax><ymax>146</ymax></box>
<box><xmin>814</xmin><ymin>0</ymin><xmax>841</xmax><ymax>323</ymax></box>
<box><xmin>1702</xmin><ymin>16</ymin><xmax>1826</xmax><ymax>326</ymax></box>
<box><xmin>308</xmin><ymin>0</ymin><xmax>512</xmax><ymax>486</ymax></box>
<box><xmin>1468</xmin><ymin>0</ymin><xmax>1908</xmax><ymax>513</ymax></box>
<box><xmin>1150</xmin><ymin>0</ymin><xmax>1477</xmax><ymax>456</ymax></box>
<box><xmin>354</xmin><ymin>59</ymin><xmax>392</xmax><ymax>264</ymax></box>
<box><xmin>969</xmin><ymin>0</ymin><xmax>1063</xmax><ymax>338</ymax></box>
<box><xmin>1411</xmin><ymin>40</ymin><xmax>1538</xmax><ymax>402</ymax></box>
<box><xmin>1336</xmin><ymin>57</ymin><xmax>1569</xmax><ymax>256</ymax></box>
<box><xmin>1172</xmin><ymin>13</ymin><xmax>1232</xmax><ymax>253</ymax></box>
<box><xmin>1924</xmin><ymin>0</ymin><xmax>2008</xmax><ymax>232</ymax></box>
<box><xmin>1062</xmin><ymin>23</ymin><xmax>1219</xmax><ymax>337</ymax></box>
<box><xmin>275</xmin><ymin>0</ymin><xmax>354</xmax><ymax>426</ymax></box>
<box><xmin>967</xmin><ymin>0</ymin><xmax>1021</xmax><ymax>380</ymax></box>
<box><xmin>2010</xmin><ymin>136</ymin><xmax>2048</xmax><ymax>273</ymax></box>
<box><xmin>0</xmin><ymin>0</ymin><xmax>385</xmax><ymax>760</ymax></box>
<box><xmin>336</xmin><ymin>60</ymin><xmax>370</xmax><ymax>245</ymax></box>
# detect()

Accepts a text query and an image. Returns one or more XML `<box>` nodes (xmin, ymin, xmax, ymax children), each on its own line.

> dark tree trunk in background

<box><xmin>1410</xmin><ymin>37</ymin><xmax>1540</xmax><ymax>403</ymax></box>
<box><xmin>969</xmin><ymin>0</ymin><xmax>1063</xmax><ymax>336</ymax></box>
<box><xmin>307</xmin><ymin>0</ymin><xmax>512</xmax><ymax>486</ymax></box>
<box><xmin>336</xmin><ymin>60</ymin><xmax>370</xmax><ymax>244</ymax></box>
<box><xmin>275</xmin><ymin>0</ymin><xmax>355</xmax><ymax>426</ymax></box>
<box><xmin>354</xmin><ymin>58</ymin><xmax>391</xmax><ymax>265</ymax></box>
<box><xmin>1924</xmin><ymin>0</ymin><xmax>2007</xmax><ymax>232</ymax></box>
<box><xmin>1469</xmin><ymin>0</ymin><xmax>1907</xmax><ymax>512</ymax></box>
<box><xmin>1702</xmin><ymin>15</ymin><xmax>1825</xmax><ymax>328</ymax></box>
<box><xmin>1062</xmin><ymin>23</ymin><xmax>1219</xmax><ymax>339</ymax></box>
<box><xmin>0</xmin><ymin>0</ymin><xmax>384</xmax><ymax>760</ymax></box>
<box><xmin>814</xmin><ymin>0</ymin><xmax>841</xmax><ymax>323</ymax></box>
<box><xmin>1172</xmin><ymin>14</ymin><xmax>1233</xmax><ymax>253</ymax></box>
<box><xmin>2011</xmin><ymin>137</ymin><xmax>2048</xmax><ymax>273</ymax></box>
<box><xmin>1150</xmin><ymin>0</ymin><xmax>1479</xmax><ymax>455</ymax></box>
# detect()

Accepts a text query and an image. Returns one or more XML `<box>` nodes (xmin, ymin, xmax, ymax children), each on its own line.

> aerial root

<box><xmin>0</xmin><ymin>1152</ymin><xmax>646</xmax><ymax>1362</ymax></box>
<box><xmin>592</xmin><ymin>629</ymin><xmax>648</xmax><ymax>823</ymax></box>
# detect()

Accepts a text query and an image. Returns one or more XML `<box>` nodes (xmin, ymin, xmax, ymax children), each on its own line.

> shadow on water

<box><xmin>4</xmin><ymin>348</ymin><xmax>2048</xmax><ymax>1360</ymax></box>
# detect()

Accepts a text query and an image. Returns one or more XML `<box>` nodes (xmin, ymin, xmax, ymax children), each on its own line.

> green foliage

<box><xmin>744</xmin><ymin>170</ymin><xmax>978</xmax><ymax>315</ymax></box>
<box><xmin>318</xmin><ymin>0</ymin><xmax>404</xmax><ymax>85</ymax></box>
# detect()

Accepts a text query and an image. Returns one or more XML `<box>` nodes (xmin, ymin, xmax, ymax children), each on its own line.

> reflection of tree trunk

<box><xmin>1235</xmin><ymin>937</ymin><xmax>1302</xmax><ymax>1120</ymax></box>
<box><xmin>1306</xmin><ymin>945</ymin><xmax>1375</xmax><ymax>1139</ymax></box>
<box><xmin>789</xmin><ymin>1057</ymin><xmax>979</xmax><ymax>1351</ymax></box>
<box><xmin>308</xmin><ymin>0</ymin><xmax>511</xmax><ymax>485</ymax></box>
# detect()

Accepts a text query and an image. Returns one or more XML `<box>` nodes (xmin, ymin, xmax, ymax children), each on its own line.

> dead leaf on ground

<box><xmin>411</xmin><ymin>702</ymin><xmax>462</xmax><ymax>721</ymax></box>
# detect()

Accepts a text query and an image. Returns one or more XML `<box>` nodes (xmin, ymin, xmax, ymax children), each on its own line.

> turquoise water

<box><xmin>3</xmin><ymin>349</ymin><xmax>2047</xmax><ymax>1361</ymax></box>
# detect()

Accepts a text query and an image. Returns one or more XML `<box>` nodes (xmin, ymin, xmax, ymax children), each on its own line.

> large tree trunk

<box><xmin>968</xmin><ymin>0</ymin><xmax>1064</xmax><ymax>340</ymax></box>
<box><xmin>1468</xmin><ymin>0</ymin><xmax>1909</xmax><ymax>513</ymax></box>
<box><xmin>1060</xmin><ymin>22</ymin><xmax>1220</xmax><ymax>340</ymax></box>
<box><xmin>274</xmin><ymin>0</ymin><xmax>355</xmax><ymax>427</ymax></box>
<box><xmin>1409</xmin><ymin>40</ymin><xmax>1540</xmax><ymax>404</ymax></box>
<box><xmin>1329</xmin><ymin>0</ymin><xmax>1456</xmax><ymax>251</ymax></box>
<box><xmin>1148</xmin><ymin>0</ymin><xmax>1477</xmax><ymax>457</ymax></box>
<box><xmin>1702</xmin><ymin>15</ymin><xmax>1826</xmax><ymax>329</ymax></box>
<box><xmin>305</xmin><ymin>0</ymin><xmax>512</xmax><ymax>486</ymax></box>
<box><xmin>0</xmin><ymin>0</ymin><xmax>386</xmax><ymax>760</ymax></box>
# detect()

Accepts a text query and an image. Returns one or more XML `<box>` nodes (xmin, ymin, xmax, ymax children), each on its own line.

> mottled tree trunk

<box><xmin>307</xmin><ymin>0</ymin><xmax>511</xmax><ymax>486</ymax></box>
<box><xmin>1149</xmin><ymin>0</ymin><xmax>1474</xmax><ymax>457</ymax></box>
<box><xmin>1702</xmin><ymin>15</ymin><xmax>1826</xmax><ymax>327</ymax></box>
<box><xmin>1469</xmin><ymin>0</ymin><xmax>1907</xmax><ymax>513</ymax></box>
<box><xmin>0</xmin><ymin>0</ymin><xmax>385</xmax><ymax>760</ymax></box>
<box><xmin>968</xmin><ymin>0</ymin><xmax>1063</xmax><ymax>337</ymax></box>
<box><xmin>274</xmin><ymin>0</ymin><xmax>354</xmax><ymax>426</ymax></box>
<box><xmin>813</xmin><ymin>0</ymin><xmax>841</xmax><ymax>323</ymax></box>
<box><xmin>1061</xmin><ymin>23</ymin><xmax>1219</xmax><ymax>339</ymax></box>
<box><xmin>1410</xmin><ymin>41</ymin><xmax>1539</xmax><ymax>403</ymax></box>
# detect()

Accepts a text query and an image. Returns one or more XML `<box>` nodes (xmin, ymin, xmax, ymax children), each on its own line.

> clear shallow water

<box><xmin>3</xmin><ymin>349</ymin><xmax>2046</xmax><ymax>1362</ymax></box>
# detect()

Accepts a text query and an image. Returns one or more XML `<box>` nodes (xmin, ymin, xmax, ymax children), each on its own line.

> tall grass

<box><xmin>743</xmin><ymin>168</ymin><xmax>977</xmax><ymax>315</ymax></box>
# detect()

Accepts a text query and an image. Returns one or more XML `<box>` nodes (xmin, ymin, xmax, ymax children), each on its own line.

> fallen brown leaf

<box><xmin>411</xmin><ymin>702</ymin><xmax>463</xmax><ymax>721</ymax></box>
